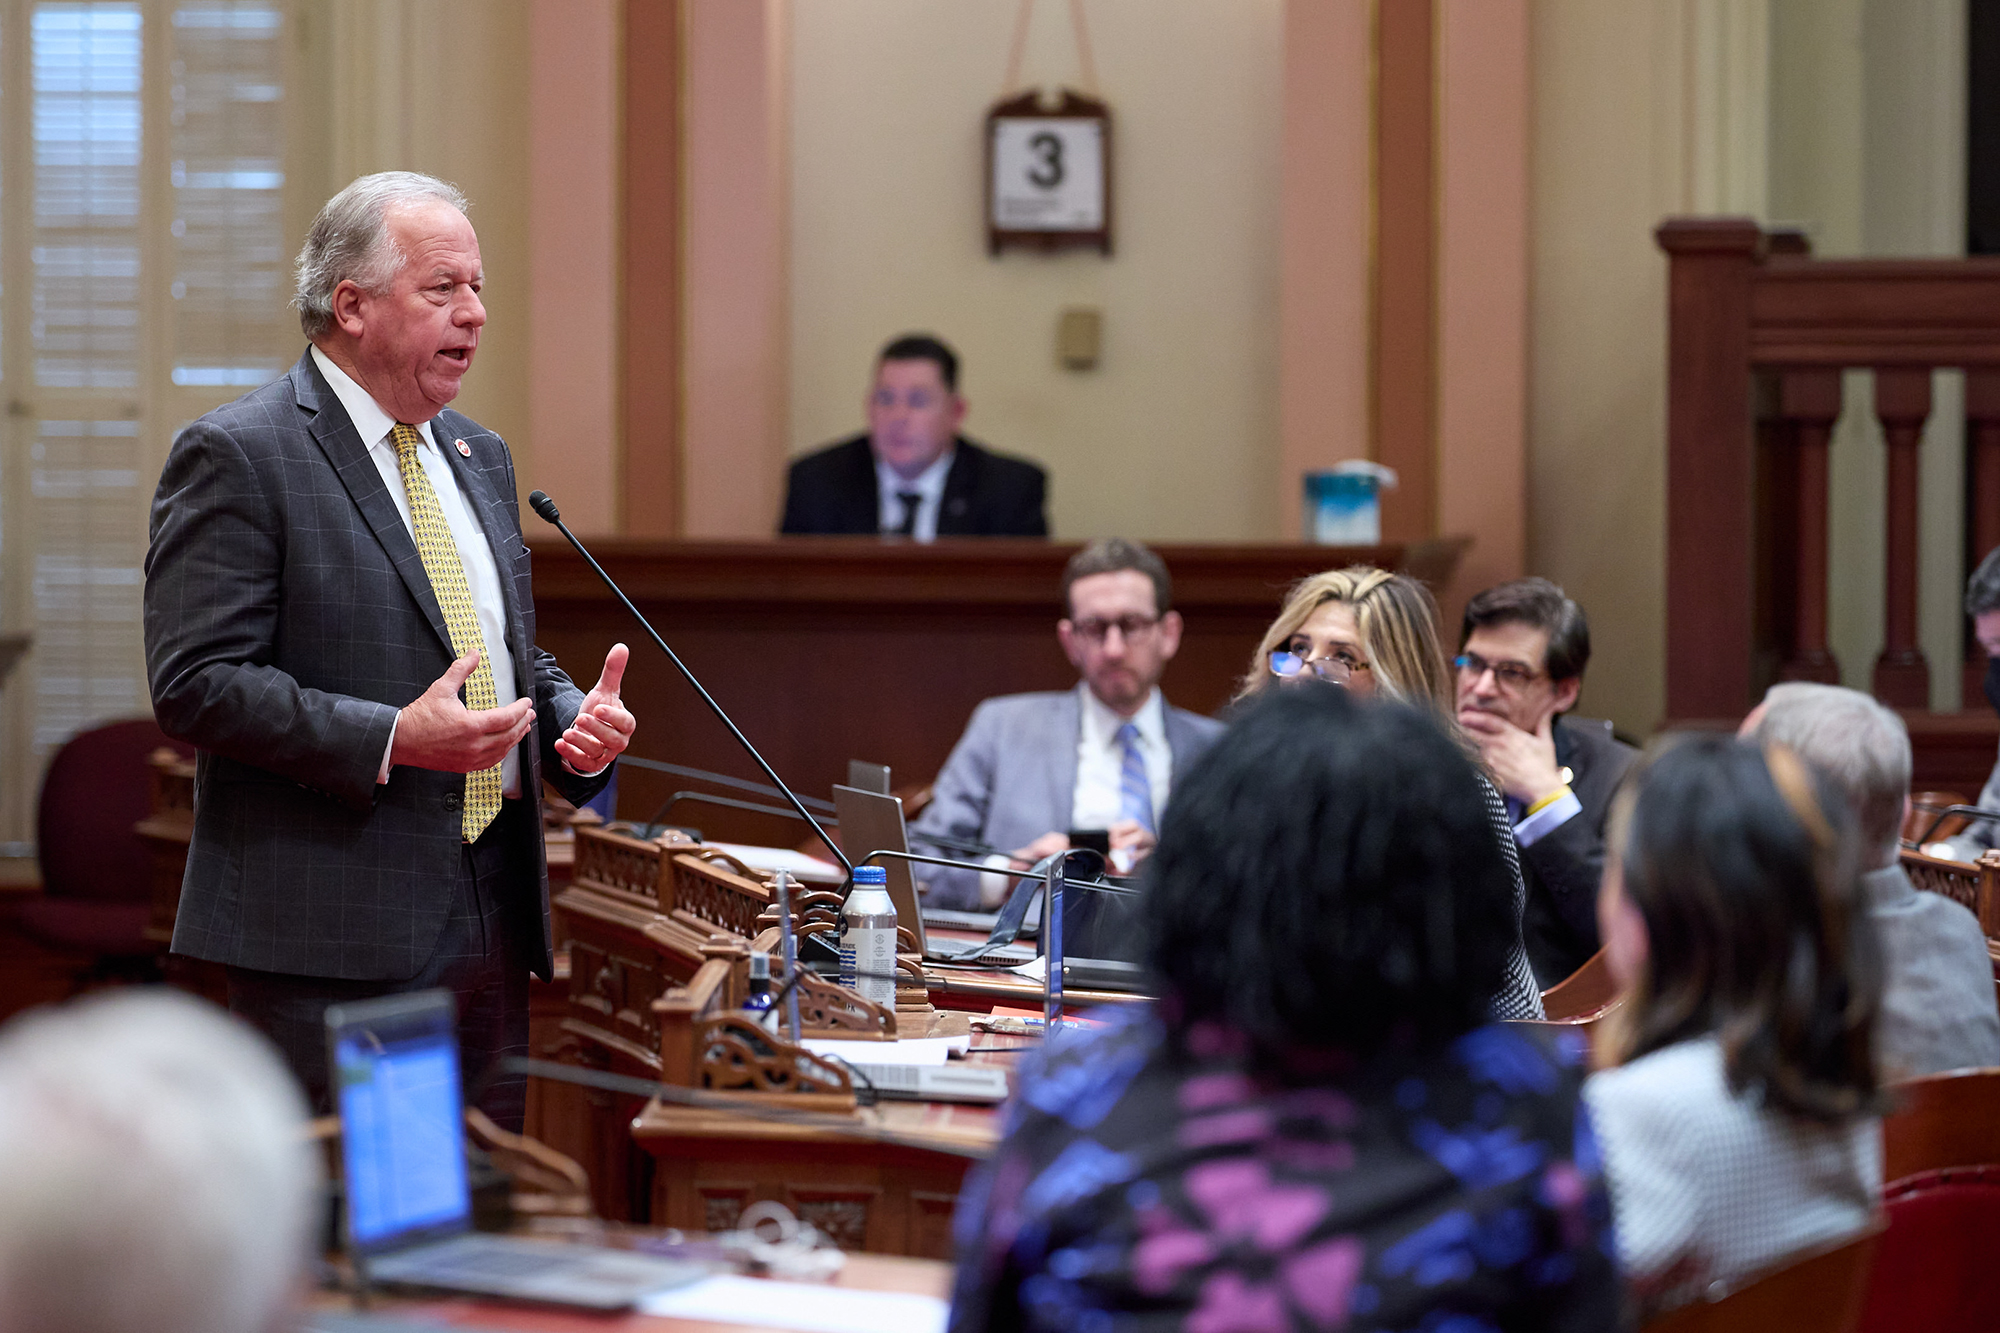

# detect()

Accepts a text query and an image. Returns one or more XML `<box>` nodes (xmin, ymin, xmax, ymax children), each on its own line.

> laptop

<box><xmin>831</xmin><ymin>783</ymin><xmax>1037</xmax><ymax>964</ymax></box>
<box><xmin>325</xmin><ymin>990</ymin><xmax>706</xmax><ymax>1310</ymax></box>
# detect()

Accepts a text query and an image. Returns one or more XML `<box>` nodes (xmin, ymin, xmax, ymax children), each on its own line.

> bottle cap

<box><xmin>852</xmin><ymin>866</ymin><xmax>888</xmax><ymax>886</ymax></box>
<box><xmin>748</xmin><ymin>950</ymin><xmax>770</xmax><ymax>979</ymax></box>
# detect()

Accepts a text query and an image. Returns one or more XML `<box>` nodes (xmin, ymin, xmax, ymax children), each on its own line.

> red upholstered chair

<box><xmin>1881</xmin><ymin>1067</ymin><xmax>2000</xmax><ymax>1183</ymax></box>
<box><xmin>1644</xmin><ymin>1226</ymin><xmax>1880</xmax><ymax>1332</ymax></box>
<box><xmin>13</xmin><ymin>718</ymin><xmax>191</xmax><ymax>984</ymax></box>
<box><xmin>1857</xmin><ymin>1166</ymin><xmax>2000</xmax><ymax>1333</ymax></box>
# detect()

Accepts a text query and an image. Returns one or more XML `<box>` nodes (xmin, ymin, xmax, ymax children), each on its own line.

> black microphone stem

<box><xmin>527</xmin><ymin>492</ymin><xmax>851</xmax><ymax>875</ymax></box>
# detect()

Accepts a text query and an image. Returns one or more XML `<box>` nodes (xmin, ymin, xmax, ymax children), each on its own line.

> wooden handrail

<box><xmin>1658</xmin><ymin>218</ymin><xmax>2000</xmax><ymax>728</ymax></box>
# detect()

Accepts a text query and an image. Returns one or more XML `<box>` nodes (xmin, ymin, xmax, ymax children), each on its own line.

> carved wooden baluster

<box><xmin>1780</xmin><ymin>369</ymin><xmax>1842</xmax><ymax>682</ymax></box>
<box><xmin>1873</xmin><ymin>368</ymin><xmax>1932</xmax><ymax>707</ymax></box>
<box><xmin>1965</xmin><ymin>371</ymin><xmax>2000</xmax><ymax>703</ymax></box>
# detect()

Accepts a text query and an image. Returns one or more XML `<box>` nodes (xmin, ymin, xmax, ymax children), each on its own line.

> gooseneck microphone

<box><xmin>527</xmin><ymin>490</ymin><xmax>850</xmax><ymax>875</ymax></box>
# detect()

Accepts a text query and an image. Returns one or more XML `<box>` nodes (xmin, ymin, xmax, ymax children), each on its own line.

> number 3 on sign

<box><xmin>991</xmin><ymin>118</ymin><xmax>1104</xmax><ymax>231</ymax></box>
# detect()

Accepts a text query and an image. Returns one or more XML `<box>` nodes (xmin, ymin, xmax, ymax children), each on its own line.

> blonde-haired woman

<box><xmin>1241</xmin><ymin>566</ymin><xmax>1544</xmax><ymax>1019</ymax></box>
<box><xmin>1238</xmin><ymin>566</ymin><xmax>1456</xmax><ymax>711</ymax></box>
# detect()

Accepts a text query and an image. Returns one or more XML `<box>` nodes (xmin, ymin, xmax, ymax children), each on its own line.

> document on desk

<box><xmin>638</xmin><ymin>1274</ymin><xmax>947</xmax><ymax>1333</ymax></box>
<box><xmin>702</xmin><ymin>842</ymin><xmax>846</xmax><ymax>885</ymax></box>
<box><xmin>800</xmin><ymin>1035</ymin><xmax>970</xmax><ymax>1066</ymax></box>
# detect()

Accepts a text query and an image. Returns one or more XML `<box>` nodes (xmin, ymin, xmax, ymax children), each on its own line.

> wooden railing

<box><xmin>1659</xmin><ymin>219</ymin><xmax>2000</xmax><ymax>783</ymax></box>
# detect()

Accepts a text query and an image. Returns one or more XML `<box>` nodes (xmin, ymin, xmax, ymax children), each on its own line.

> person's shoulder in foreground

<box><xmin>947</xmin><ymin>1007</ymin><xmax>1620</xmax><ymax>1333</ymax></box>
<box><xmin>1862</xmin><ymin>861</ymin><xmax>2000</xmax><ymax>1078</ymax></box>
<box><xmin>948</xmin><ymin>688</ymin><xmax>1623</xmax><ymax>1333</ymax></box>
<box><xmin>1584</xmin><ymin>1035</ymin><xmax>1879</xmax><ymax>1309</ymax></box>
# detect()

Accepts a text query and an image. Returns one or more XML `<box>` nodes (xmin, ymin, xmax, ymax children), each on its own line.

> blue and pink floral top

<box><xmin>948</xmin><ymin>1006</ymin><xmax>1621</xmax><ymax>1333</ymax></box>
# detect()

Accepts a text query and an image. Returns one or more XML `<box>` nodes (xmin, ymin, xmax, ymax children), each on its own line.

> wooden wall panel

<box><xmin>529</xmin><ymin>540</ymin><xmax>1463</xmax><ymax>841</ymax></box>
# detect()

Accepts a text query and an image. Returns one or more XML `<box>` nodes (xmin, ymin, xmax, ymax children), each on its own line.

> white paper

<box><xmin>1008</xmin><ymin>955</ymin><xmax>1047</xmax><ymax>981</ymax></box>
<box><xmin>638</xmin><ymin>1274</ymin><xmax>948</xmax><ymax>1333</ymax></box>
<box><xmin>703</xmin><ymin>842</ymin><xmax>846</xmax><ymax>885</ymax></box>
<box><xmin>800</xmin><ymin>1035</ymin><xmax>970</xmax><ymax>1067</ymax></box>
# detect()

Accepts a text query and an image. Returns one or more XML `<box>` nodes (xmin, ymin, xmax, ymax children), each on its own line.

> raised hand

<box><xmin>556</xmin><ymin>642</ymin><xmax>636</xmax><ymax>775</ymax></box>
<box><xmin>391</xmin><ymin>652</ymin><xmax>534</xmax><ymax>773</ymax></box>
<box><xmin>1458</xmin><ymin>706</ymin><xmax>1565</xmax><ymax>806</ymax></box>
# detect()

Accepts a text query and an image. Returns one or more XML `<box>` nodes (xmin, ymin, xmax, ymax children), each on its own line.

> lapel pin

<box><xmin>455</xmin><ymin>438</ymin><xmax>472</xmax><ymax>457</ymax></box>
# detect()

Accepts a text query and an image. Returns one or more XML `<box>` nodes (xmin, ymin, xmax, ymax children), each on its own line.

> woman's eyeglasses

<box><xmin>1268</xmin><ymin>650</ymin><xmax>1354</xmax><ymax>686</ymax></box>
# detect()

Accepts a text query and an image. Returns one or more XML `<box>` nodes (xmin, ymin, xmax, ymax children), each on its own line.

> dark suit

<box><xmin>144</xmin><ymin>351</ymin><xmax>607</xmax><ymax>1115</ymax></box>
<box><xmin>1518</xmin><ymin>716</ymin><xmax>1638</xmax><ymax>988</ymax></box>
<box><xmin>779</xmin><ymin>433</ymin><xmax>1048</xmax><ymax>536</ymax></box>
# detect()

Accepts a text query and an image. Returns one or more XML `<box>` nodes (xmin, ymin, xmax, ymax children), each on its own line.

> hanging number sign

<box><xmin>986</xmin><ymin>89</ymin><xmax>1113</xmax><ymax>256</ymax></box>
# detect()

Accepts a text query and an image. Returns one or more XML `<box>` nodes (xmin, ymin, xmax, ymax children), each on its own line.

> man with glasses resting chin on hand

<box><xmin>911</xmin><ymin>539</ymin><xmax>1225</xmax><ymax>910</ymax></box>
<box><xmin>1455</xmin><ymin>578</ymin><xmax>1637</xmax><ymax>989</ymax></box>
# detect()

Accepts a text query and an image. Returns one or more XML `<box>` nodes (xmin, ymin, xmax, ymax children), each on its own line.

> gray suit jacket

<box><xmin>911</xmin><ymin>688</ymin><xmax>1225</xmax><ymax>909</ymax></box>
<box><xmin>144</xmin><ymin>351</ymin><xmax>608</xmax><ymax>983</ymax></box>
<box><xmin>1863</xmin><ymin>864</ymin><xmax>2000</xmax><ymax>1080</ymax></box>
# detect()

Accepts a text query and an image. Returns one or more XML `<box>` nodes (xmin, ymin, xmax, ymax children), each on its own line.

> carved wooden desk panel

<box><xmin>632</xmin><ymin>1098</ymin><xmax>997</xmax><ymax>1261</ymax></box>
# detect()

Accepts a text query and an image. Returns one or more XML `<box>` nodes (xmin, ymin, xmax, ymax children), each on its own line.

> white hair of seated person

<box><xmin>0</xmin><ymin>989</ymin><xmax>317</xmax><ymax>1333</ymax></box>
<box><xmin>1748</xmin><ymin>681</ymin><xmax>1910</xmax><ymax>869</ymax></box>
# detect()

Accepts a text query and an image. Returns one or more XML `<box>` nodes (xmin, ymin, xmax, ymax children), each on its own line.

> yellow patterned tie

<box><xmin>392</xmin><ymin>423</ymin><xmax>502</xmax><ymax>841</ymax></box>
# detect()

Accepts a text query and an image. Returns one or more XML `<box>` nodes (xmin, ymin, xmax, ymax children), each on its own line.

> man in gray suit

<box><xmin>913</xmin><ymin>539</ymin><xmax>1224</xmax><ymax>909</ymax></box>
<box><xmin>144</xmin><ymin>173</ymin><xmax>634</xmax><ymax>1128</ymax></box>
<box><xmin>1745</xmin><ymin>682</ymin><xmax>2000</xmax><ymax>1079</ymax></box>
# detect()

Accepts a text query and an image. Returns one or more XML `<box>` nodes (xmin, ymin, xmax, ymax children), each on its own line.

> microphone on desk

<box><xmin>527</xmin><ymin>490</ymin><xmax>851</xmax><ymax>878</ymax></box>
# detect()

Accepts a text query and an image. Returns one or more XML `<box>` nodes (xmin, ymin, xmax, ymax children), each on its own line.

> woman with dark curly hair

<box><xmin>947</xmin><ymin>687</ymin><xmax>1620</xmax><ymax>1333</ymax></box>
<box><xmin>1584</xmin><ymin>734</ymin><xmax>1884</xmax><ymax>1318</ymax></box>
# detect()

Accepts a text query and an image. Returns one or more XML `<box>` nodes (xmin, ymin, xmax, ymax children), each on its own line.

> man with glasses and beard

<box><xmin>911</xmin><ymin>539</ymin><xmax>1224</xmax><ymax>909</ymax></box>
<box><xmin>1455</xmin><ymin>577</ymin><xmax>1637</xmax><ymax>988</ymax></box>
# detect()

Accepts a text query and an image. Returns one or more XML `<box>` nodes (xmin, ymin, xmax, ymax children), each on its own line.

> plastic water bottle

<box><xmin>742</xmin><ymin>949</ymin><xmax>776</xmax><ymax>1027</ymax></box>
<box><xmin>839</xmin><ymin>866</ymin><xmax>899</xmax><ymax>1011</ymax></box>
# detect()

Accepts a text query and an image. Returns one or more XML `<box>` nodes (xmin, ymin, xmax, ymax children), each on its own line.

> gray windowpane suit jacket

<box><xmin>143</xmin><ymin>351</ymin><xmax>607</xmax><ymax>983</ymax></box>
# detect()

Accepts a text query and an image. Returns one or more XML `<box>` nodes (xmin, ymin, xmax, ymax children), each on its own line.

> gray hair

<box><xmin>1969</xmin><ymin>545</ymin><xmax>2000</xmax><ymax>618</ymax></box>
<box><xmin>1750</xmin><ymin>682</ymin><xmax>1910</xmax><ymax>865</ymax></box>
<box><xmin>293</xmin><ymin>170</ymin><xmax>469</xmax><ymax>339</ymax></box>
<box><xmin>0</xmin><ymin>991</ymin><xmax>316</xmax><ymax>1333</ymax></box>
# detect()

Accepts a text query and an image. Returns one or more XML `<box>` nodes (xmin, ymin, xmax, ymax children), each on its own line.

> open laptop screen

<box><xmin>328</xmin><ymin>991</ymin><xmax>470</xmax><ymax>1254</ymax></box>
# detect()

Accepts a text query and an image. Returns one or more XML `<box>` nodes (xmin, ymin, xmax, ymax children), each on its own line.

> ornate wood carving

<box><xmin>697</xmin><ymin>1013</ymin><xmax>856</xmax><ymax>1098</ymax></box>
<box><xmin>786</xmin><ymin>1188</ymin><xmax>878</xmax><ymax>1252</ymax></box>
<box><xmin>794</xmin><ymin>970</ymin><xmax>897</xmax><ymax>1039</ymax></box>
<box><xmin>697</xmin><ymin>1184</ymin><xmax>753</xmax><ymax>1234</ymax></box>
<box><xmin>671</xmin><ymin>852</ymin><xmax>774</xmax><ymax>938</ymax></box>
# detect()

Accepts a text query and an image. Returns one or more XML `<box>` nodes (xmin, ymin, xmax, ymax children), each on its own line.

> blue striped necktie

<box><xmin>1116</xmin><ymin>721</ymin><xmax>1155</xmax><ymax>833</ymax></box>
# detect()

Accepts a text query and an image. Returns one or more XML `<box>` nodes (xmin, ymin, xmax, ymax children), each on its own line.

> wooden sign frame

<box><xmin>985</xmin><ymin>88</ymin><xmax>1114</xmax><ymax>257</ymax></box>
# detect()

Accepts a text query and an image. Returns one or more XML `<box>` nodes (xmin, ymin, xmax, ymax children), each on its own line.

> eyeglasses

<box><xmin>1268</xmin><ymin>649</ymin><xmax>1356</xmax><ymax>686</ymax></box>
<box><xmin>1071</xmin><ymin>615</ymin><xmax>1160</xmax><ymax>644</ymax></box>
<box><xmin>1453</xmin><ymin>652</ymin><xmax>1546</xmax><ymax>690</ymax></box>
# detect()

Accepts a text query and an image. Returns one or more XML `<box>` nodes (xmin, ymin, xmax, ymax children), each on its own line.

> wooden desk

<box><xmin>307</xmin><ymin>1252</ymin><xmax>950</xmax><ymax>1330</ymax></box>
<box><xmin>923</xmin><ymin>964</ymin><xmax>1143</xmax><ymax>1013</ymax></box>
<box><xmin>632</xmin><ymin>1095</ymin><xmax>998</xmax><ymax>1262</ymax></box>
<box><xmin>530</xmin><ymin>538</ymin><xmax>1466</xmax><ymax>842</ymax></box>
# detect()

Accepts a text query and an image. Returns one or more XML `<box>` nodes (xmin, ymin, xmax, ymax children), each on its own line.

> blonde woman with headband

<box><xmin>1240</xmin><ymin>567</ymin><xmax>1543</xmax><ymax>1019</ymax></box>
<box><xmin>1583</xmin><ymin>734</ymin><xmax>1883</xmax><ymax>1319</ymax></box>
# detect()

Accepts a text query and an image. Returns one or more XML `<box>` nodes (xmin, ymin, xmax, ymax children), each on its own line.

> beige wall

<box><xmin>323</xmin><ymin>0</ymin><xmax>534</xmax><ymax>495</ymax></box>
<box><xmin>1528</xmin><ymin>2</ymin><xmax>1706</xmax><ymax>738</ymax></box>
<box><xmin>528</xmin><ymin>0</ymin><xmax>621</xmax><ymax>535</ymax></box>
<box><xmin>786</xmin><ymin>0</ymin><xmax>1284</xmax><ymax>542</ymax></box>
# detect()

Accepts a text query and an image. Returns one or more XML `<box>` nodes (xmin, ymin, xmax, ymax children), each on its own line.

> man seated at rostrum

<box><xmin>779</xmin><ymin>333</ymin><xmax>1047</xmax><ymax>538</ymax></box>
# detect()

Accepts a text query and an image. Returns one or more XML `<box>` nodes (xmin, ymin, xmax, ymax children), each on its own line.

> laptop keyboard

<box><xmin>390</xmin><ymin>1236</ymin><xmax>573</xmax><ymax>1279</ymax></box>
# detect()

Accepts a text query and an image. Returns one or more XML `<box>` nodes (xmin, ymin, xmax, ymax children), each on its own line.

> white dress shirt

<box><xmin>875</xmin><ymin>447</ymin><xmax>955</xmax><ymax>540</ymax></box>
<box><xmin>310</xmin><ymin>346</ymin><xmax>524</xmax><ymax>797</ymax></box>
<box><xmin>1070</xmin><ymin>683</ymin><xmax>1171</xmax><ymax>831</ymax></box>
